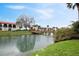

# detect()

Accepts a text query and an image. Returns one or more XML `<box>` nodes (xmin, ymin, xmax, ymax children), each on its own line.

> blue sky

<box><xmin>0</xmin><ymin>3</ymin><xmax>78</xmax><ymax>27</ymax></box>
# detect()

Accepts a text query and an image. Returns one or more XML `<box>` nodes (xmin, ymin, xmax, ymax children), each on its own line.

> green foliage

<box><xmin>72</xmin><ymin>20</ymin><xmax>79</xmax><ymax>33</ymax></box>
<box><xmin>53</xmin><ymin>20</ymin><xmax>79</xmax><ymax>42</ymax></box>
<box><xmin>53</xmin><ymin>27</ymin><xmax>75</xmax><ymax>42</ymax></box>
<box><xmin>32</xmin><ymin>40</ymin><xmax>79</xmax><ymax>56</ymax></box>
<box><xmin>15</xmin><ymin>29</ymin><xmax>27</xmax><ymax>31</ymax></box>
<box><xmin>67</xmin><ymin>3</ymin><xmax>77</xmax><ymax>9</ymax></box>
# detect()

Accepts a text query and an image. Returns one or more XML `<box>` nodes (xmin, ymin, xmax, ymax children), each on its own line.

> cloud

<box><xmin>6</xmin><ymin>4</ymin><xmax>54</xmax><ymax>22</ymax></box>
<box><xmin>35</xmin><ymin>8</ymin><xmax>54</xmax><ymax>20</ymax></box>
<box><xmin>6</xmin><ymin>5</ymin><xmax>26</xmax><ymax>10</ymax></box>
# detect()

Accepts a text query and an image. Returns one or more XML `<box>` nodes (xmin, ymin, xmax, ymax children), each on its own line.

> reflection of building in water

<box><xmin>17</xmin><ymin>35</ymin><xmax>36</xmax><ymax>52</ymax></box>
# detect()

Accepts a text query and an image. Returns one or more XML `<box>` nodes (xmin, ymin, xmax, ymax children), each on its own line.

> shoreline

<box><xmin>0</xmin><ymin>31</ymin><xmax>32</xmax><ymax>36</ymax></box>
<box><xmin>32</xmin><ymin>40</ymin><xmax>79</xmax><ymax>56</ymax></box>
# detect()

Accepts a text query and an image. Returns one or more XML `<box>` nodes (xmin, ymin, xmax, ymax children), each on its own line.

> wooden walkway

<box><xmin>31</xmin><ymin>30</ymin><xmax>53</xmax><ymax>35</ymax></box>
<box><xmin>31</xmin><ymin>31</ymin><xmax>42</xmax><ymax>34</ymax></box>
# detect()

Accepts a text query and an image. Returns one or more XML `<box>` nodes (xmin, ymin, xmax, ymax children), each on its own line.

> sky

<box><xmin>0</xmin><ymin>3</ymin><xmax>78</xmax><ymax>28</ymax></box>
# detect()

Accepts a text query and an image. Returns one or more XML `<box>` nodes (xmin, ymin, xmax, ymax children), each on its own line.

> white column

<box><xmin>7</xmin><ymin>24</ymin><xmax>9</xmax><ymax>31</ymax></box>
<box><xmin>2</xmin><ymin>24</ymin><xmax>4</xmax><ymax>31</ymax></box>
<box><xmin>11</xmin><ymin>24</ymin><xmax>13</xmax><ymax>31</ymax></box>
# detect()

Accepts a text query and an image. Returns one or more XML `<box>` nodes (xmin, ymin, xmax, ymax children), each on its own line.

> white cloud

<box><xmin>6</xmin><ymin>4</ymin><xmax>54</xmax><ymax>18</ymax></box>
<box><xmin>35</xmin><ymin>8</ymin><xmax>54</xmax><ymax>20</ymax></box>
<box><xmin>6</xmin><ymin>5</ymin><xmax>26</xmax><ymax>10</ymax></box>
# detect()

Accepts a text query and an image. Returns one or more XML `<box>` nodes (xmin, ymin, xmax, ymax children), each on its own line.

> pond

<box><xmin>0</xmin><ymin>35</ymin><xmax>54</xmax><ymax>56</ymax></box>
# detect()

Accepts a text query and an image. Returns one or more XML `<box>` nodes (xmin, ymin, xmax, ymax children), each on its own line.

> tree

<box><xmin>16</xmin><ymin>14</ymin><xmax>35</xmax><ymax>29</ymax></box>
<box><xmin>67</xmin><ymin>3</ymin><xmax>79</xmax><ymax>20</ymax></box>
<box><xmin>72</xmin><ymin>20</ymin><xmax>79</xmax><ymax>33</ymax></box>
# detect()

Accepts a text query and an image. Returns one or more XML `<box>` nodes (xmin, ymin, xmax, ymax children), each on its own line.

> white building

<box><xmin>0</xmin><ymin>21</ymin><xmax>16</xmax><ymax>31</ymax></box>
<box><xmin>0</xmin><ymin>21</ymin><xmax>33</xmax><ymax>31</ymax></box>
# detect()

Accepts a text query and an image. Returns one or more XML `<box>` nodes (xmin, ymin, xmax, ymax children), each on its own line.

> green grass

<box><xmin>32</xmin><ymin>40</ymin><xmax>79</xmax><ymax>56</ymax></box>
<box><xmin>0</xmin><ymin>31</ymin><xmax>32</xmax><ymax>36</ymax></box>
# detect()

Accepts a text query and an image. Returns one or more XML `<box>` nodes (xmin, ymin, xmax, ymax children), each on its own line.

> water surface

<box><xmin>0</xmin><ymin>35</ymin><xmax>54</xmax><ymax>56</ymax></box>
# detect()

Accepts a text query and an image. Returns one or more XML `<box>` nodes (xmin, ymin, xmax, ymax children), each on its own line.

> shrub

<box><xmin>53</xmin><ymin>27</ymin><xmax>75</xmax><ymax>42</ymax></box>
<box><xmin>72</xmin><ymin>20</ymin><xmax>79</xmax><ymax>33</ymax></box>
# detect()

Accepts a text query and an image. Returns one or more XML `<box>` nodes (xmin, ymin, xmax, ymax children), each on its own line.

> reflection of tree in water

<box><xmin>17</xmin><ymin>35</ymin><xmax>36</xmax><ymax>52</ymax></box>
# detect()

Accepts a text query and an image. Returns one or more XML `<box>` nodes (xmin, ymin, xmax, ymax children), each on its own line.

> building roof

<box><xmin>0</xmin><ymin>21</ymin><xmax>16</xmax><ymax>24</ymax></box>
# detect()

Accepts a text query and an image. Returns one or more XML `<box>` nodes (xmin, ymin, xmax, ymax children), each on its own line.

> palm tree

<box><xmin>67</xmin><ymin>3</ymin><xmax>79</xmax><ymax>20</ymax></box>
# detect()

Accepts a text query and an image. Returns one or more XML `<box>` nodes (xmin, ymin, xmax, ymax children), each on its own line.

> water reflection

<box><xmin>33</xmin><ymin>35</ymin><xmax>54</xmax><ymax>50</ymax></box>
<box><xmin>0</xmin><ymin>35</ymin><xmax>54</xmax><ymax>56</ymax></box>
<box><xmin>17</xmin><ymin>35</ymin><xmax>36</xmax><ymax>52</ymax></box>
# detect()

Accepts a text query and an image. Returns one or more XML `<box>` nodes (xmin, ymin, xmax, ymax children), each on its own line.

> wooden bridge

<box><xmin>31</xmin><ymin>30</ymin><xmax>54</xmax><ymax>35</ymax></box>
<box><xmin>31</xmin><ymin>31</ymin><xmax>42</xmax><ymax>34</ymax></box>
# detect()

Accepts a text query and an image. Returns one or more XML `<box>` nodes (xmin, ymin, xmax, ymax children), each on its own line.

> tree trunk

<box><xmin>76</xmin><ymin>4</ymin><xmax>79</xmax><ymax>20</ymax></box>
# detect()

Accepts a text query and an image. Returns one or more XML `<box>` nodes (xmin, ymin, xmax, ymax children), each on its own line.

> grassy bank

<box><xmin>32</xmin><ymin>40</ymin><xmax>79</xmax><ymax>56</ymax></box>
<box><xmin>0</xmin><ymin>31</ymin><xmax>32</xmax><ymax>36</ymax></box>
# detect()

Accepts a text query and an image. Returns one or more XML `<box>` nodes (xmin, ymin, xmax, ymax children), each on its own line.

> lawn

<box><xmin>0</xmin><ymin>31</ymin><xmax>32</xmax><ymax>36</ymax></box>
<box><xmin>32</xmin><ymin>40</ymin><xmax>79</xmax><ymax>56</ymax></box>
